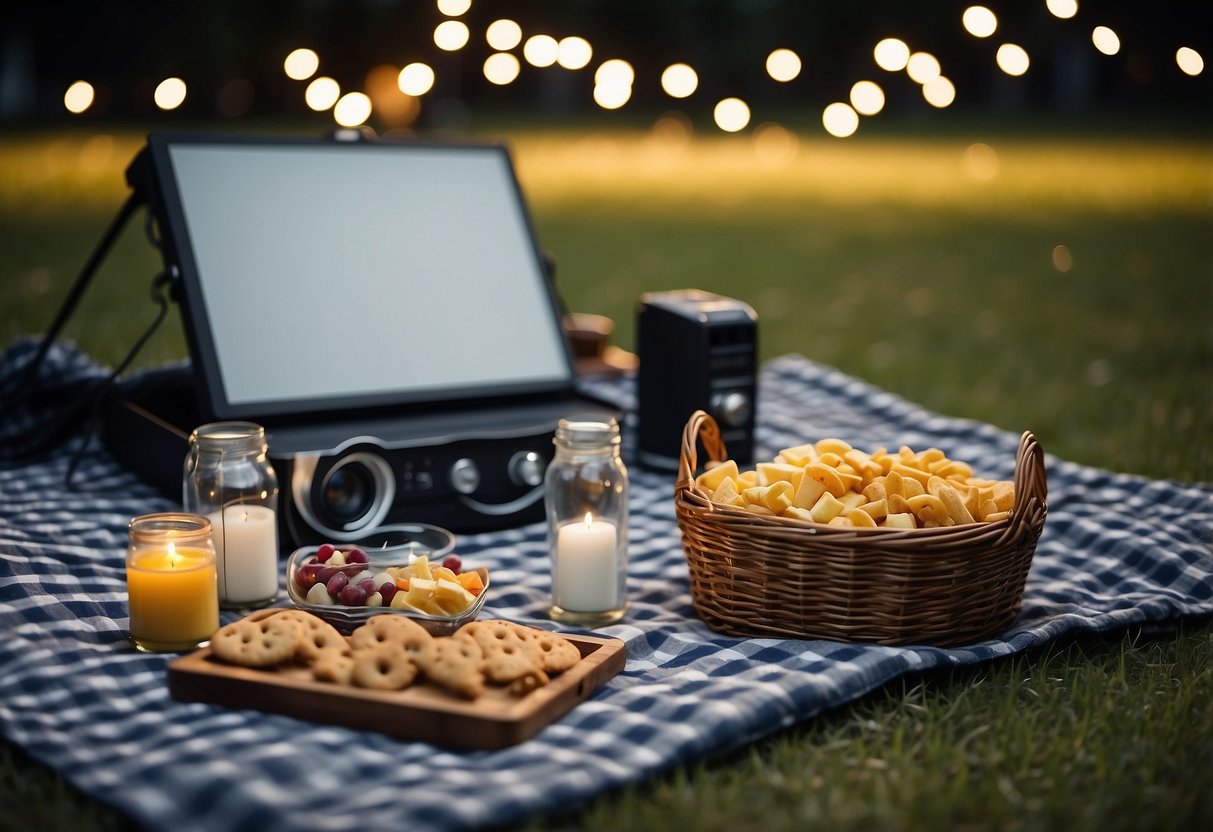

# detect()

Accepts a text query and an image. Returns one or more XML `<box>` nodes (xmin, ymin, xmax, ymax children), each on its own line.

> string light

<box><xmin>486</xmin><ymin>19</ymin><xmax>522</xmax><ymax>51</ymax></box>
<box><xmin>874</xmin><ymin>38</ymin><xmax>911</xmax><ymax>72</ymax></box>
<box><xmin>822</xmin><ymin>102</ymin><xmax>859</xmax><ymax>138</ymax></box>
<box><xmin>906</xmin><ymin>52</ymin><xmax>942</xmax><ymax>84</ymax></box>
<box><xmin>661</xmin><ymin>63</ymin><xmax>698</xmax><ymax>98</ymax></box>
<box><xmin>64</xmin><ymin>81</ymin><xmax>95</xmax><ymax>114</ymax></box>
<box><xmin>996</xmin><ymin>43</ymin><xmax>1030</xmax><ymax>76</ymax></box>
<box><xmin>713</xmin><ymin>97</ymin><xmax>751</xmax><ymax>132</ymax></box>
<box><xmin>283</xmin><ymin>48</ymin><xmax>319</xmax><ymax>80</ymax></box>
<box><xmin>523</xmin><ymin>35</ymin><xmax>559</xmax><ymax>68</ymax></box>
<box><xmin>397</xmin><ymin>63</ymin><xmax>435</xmax><ymax>96</ymax></box>
<box><xmin>333</xmin><ymin>92</ymin><xmax>372</xmax><ymax>127</ymax></box>
<box><xmin>765</xmin><ymin>49</ymin><xmax>802</xmax><ymax>82</ymax></box>
<box><xmin>849</xmin><ymin>81</ymin><xmax>885</xmax><ymax>116</ymax></box>
<box><xmin>557</xmin><ymin>37</ymin><xmax>593</xmax><ymax>70</ymax></box>
<box><xmin>1091</xmin><ymin>26</ymin><xmax>1120</xmax><ymax>56</ymax></box>
<box><xmin>484</xmin><ymin>53</ymin><xmax>521</xmax><ymax>85</ymax></box>
<box><xmin>922</xmin><ymin>76</ymin><xmax>956</xmax><ymax>108</ymax></box>
<box><xmin>1046</xmin><ymin>0</ymin><xmax>1078</xmax><ymax>20</ymax></box>
<box><xmin>434</xmin><ymin>20</ymin><xmax>469</xmax><ymax>51</ymax></box>
<box><xmin>1176</xmin><ymin>47</ymin><xmax>1204</xmax><ymax>76</ymax></box>
<box><xmin>962</xmin><ymin>7</ymin><xmax>998</xmax><ymax>38</ymax></box>
<box><xmin>305</xmin><ymin>77</ymin><xmax>340</xmax><ymax>110</ymax></box>
<box><xmin>154</xmin><ymin>78</ymin><xmax>187</xmax><ymax>110</ymax></box>
<box><xmin>436</xmin><ymin>0</ymin><xmax>471</xmax><ymax>16</ymax></box>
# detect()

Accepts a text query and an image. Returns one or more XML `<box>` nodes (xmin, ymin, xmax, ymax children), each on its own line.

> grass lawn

<box><xmin>1</xmin><ymin>118</ymin><xmax>1210</xmax><ymax>830</ymax></box>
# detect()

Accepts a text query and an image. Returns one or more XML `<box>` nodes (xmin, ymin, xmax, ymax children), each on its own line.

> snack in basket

<box><xmin>695</xmin><ymin>438</ymin><xmax>1016</xmax><ymax>529</ymax></box>
<box><xmin>208</xmin><ymin>611</ymin><xmax>581</xmax><ymax>700</ymax></box>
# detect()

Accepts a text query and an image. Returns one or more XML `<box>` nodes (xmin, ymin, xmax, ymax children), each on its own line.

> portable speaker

<box><xmin>636</xmin><ymin>290</ymin><xmax>758</xmax><ymax>471</ymax></box>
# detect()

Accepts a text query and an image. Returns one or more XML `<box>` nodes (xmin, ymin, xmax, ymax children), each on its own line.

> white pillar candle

<box><xmin>208</xmin><ymin>505</ymin><xmax>279</xmax><ymax>605</ymax></box>
<box><xmin>555</xmin><ymin>513</ymin><xmax>619</xmax><ymax>612</ymax></box>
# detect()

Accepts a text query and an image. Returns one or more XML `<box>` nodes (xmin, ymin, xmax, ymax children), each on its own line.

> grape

<box><xmin>295</xmin><ymin>563</ymin><xmax>322</xmax><ymax>591</ymax></box>
<box><xmin>358</xmin><ymin>578</ymin><xmax>377</xmax><ymax>595</ymax></box>
<box><xmin>315</xmin><ymin>543</ymin><xmax>335</xmax><ymax>563</ymax></box>
<box><xmin>442</xmin><ymin>555</ymin><xmax>462</xmax><ymax>575</ymax></box>
<box><xmin>316</xmin><ymin>566</ymin><xmax>338</xmax><ymax>584</ymax></box>
<box><xmin>338</xmin><ymin>584</ymin><xmax>367</xmax><ymax>605</ymax></box>
<box><xmin>346</xmin><ymin>546</ymin><xmax>369</xmax><ymax>564</ymax></box>
<box><xmin>326</xmin><ymin>572</ymin><xmax>349</xmax><ymax>597</ymax></box>
<box><xmin>379</xmin><ymin>583</ymin><xmax>398</xmax><ymax>605</ymax></box>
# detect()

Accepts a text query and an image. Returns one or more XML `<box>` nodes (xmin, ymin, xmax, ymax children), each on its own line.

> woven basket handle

<box><xmin>676</xmin><ymin>410</ymin><xmax>727</xmax><ymax>492</ymax></box>
<box><xmin>1008</xmin><ymin>430</ymin><xmax>1048</xmax><ymax>536</ymax></box>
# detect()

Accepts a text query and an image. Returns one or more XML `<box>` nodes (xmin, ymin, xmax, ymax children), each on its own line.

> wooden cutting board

<box><xmin>168</xmin><ymin>612</ymin><xmax>626</xmax><ymax>750</ymax></box>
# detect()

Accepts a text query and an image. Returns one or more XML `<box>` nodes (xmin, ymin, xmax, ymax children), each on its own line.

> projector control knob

<box><xmin>711</xmin><ymin>391</ymin><xmax>752</xmax><ymax>428</ymax></box>
<box><xmin>449</xmin><ymin>458</ymin><xmax>480</xmax><ymax>495</ymax></box>
<box><xmin>508</xmin><ymin>451</ymin><xmax>546</xmax><ymax>487</ymax></box>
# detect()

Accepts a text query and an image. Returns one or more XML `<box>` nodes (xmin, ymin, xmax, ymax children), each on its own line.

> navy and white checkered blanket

<box><xmin>2</xmin><ymin>341</ymin><xmax>1210</xmax><ymax>832</ymax></box>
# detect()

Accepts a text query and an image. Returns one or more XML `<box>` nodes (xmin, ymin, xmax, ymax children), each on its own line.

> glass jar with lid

<box><xmin>183</xmin><ymin>421</ymin><xmax>280</xmax><ymax>610</ymax></box>
<box><xmin>544</xmin><ymin>417</ymin><xmax>628</xmax><ymax>626</ymax></box>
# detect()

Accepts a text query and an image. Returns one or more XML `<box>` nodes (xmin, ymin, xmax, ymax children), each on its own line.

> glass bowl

<box><xmin>284</xmin><ymin>529</ymin><xmax>488</xmax><ymax>636</ymax></box>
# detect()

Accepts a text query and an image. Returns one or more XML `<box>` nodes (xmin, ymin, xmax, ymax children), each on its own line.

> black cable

<box><xmin>64</xmin><ymin>271</ymin><xmax>172</xmax><ymax>491</ymax></box>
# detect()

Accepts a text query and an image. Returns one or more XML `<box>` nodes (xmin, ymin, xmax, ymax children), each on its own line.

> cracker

<box><xmin>273</xmin><ymin>609</ymin><xmax>347</xmax><ymax>663</ymax></box>
<box><xmin>311</xmin><ymin>650</ymin><xmax>355</xmax><ymax>685</ymax></box>
<box><xmin>349</xmin><ymin>614</ymin><xmax>432</xmax><ymax>651</ymax></box>
<box><xmin>414</xmin><ymin>637</ymin><xmax>485</xmax><ymax>700</ymax></box>
<box><xmin>350</xmin><ymin>645</ymin><xmax>419</xmax><ymax>691</ymax></box>
<box><xmin>526</xmin><ymin>628</ymin><xmax>581</xmax><ymax>674</ymax></box>
<box><xmin>460</xmin><ymin>620</ymin><xmax>545</xmax><ymax>685</ymax></box>
<box><xmin>211</xmin><ymin>615</ymin><xmax>301</xmax><ymax>668</ymax></box>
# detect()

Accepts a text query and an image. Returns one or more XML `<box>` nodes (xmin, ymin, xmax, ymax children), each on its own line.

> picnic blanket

<box><xmin>1</xmin><ymin>339</ymin><xmax>1210</xmax><ymax>832</ymax></box>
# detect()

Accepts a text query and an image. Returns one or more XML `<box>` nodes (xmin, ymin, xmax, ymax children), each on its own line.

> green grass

<box><xmin>1</xmin><ymin>121</ymin><xmax>1211</xmax><ymax>830</ymax></box>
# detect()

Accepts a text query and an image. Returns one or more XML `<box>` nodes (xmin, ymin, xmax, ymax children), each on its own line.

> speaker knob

<box><xmin>508</xmin><ymin>451</ymin><xmax>546</xmax><ymax>487</ymax></box>
<box><xmin>712</xmin><ymin>391</ymin><xmax>751</xmax><ymax>428</ymax></box>
<box><xmin>449</xmin><ymin>458</ymin><xmax>480</xmax><ymax>495</ymax></box>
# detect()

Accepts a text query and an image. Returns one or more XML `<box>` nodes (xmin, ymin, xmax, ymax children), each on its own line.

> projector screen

<box><xmin>149</xmin><ymin>136</ymin><xmax>573</xmax><ymax>419</ymax></box>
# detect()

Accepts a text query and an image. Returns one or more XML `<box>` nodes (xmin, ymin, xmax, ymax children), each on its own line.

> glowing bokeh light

<box><xmin>822</xmin><ymin>102</ymin><xmax>859</xmax><ymax>138</ymax></box>
<box><xmin>906</xmin><ymin>52</ymin><xmax>942</xmax><ymax>84</ymax></box>
<box><xmin>523</xmin><ymin>35</ymin><xmax>559</xmax><ymax>67</ymax></box>
<box><xmin>962</xmin><ymin>7</ymin><xmax>998</xmax><ymax>38</ymax></box>
<box><xmin>484</xmin><ymin>52</ymin><xmax>521</xmax><ymax>85</ymax></box>
<box><xmin>1176</xmin><ymin>47</ymin><xmax>1205</xmax><ymax>76</ymax></box>
<box><xmin>434</xmin><ymin>20</ymin><xmax>469</xmax><ymax>51</ymax></box>
<box><xmin>713</xmin><ymin>98</ymin><xmax>751</xmax><ymax>132</ymax></box>
<box><xmin>593</xmin><ymin>80</ymin><xmax>631</xmax><ymax>110</ymax></box>
<box><xmin>154</xmin><ymin>77</ymin><xmax>187</xmax><ymax>110</ymax></box>
<box><xmin>874</xmin><ymin>38</ymin><xmax>911</xmax><ymax>72</ymax></box>
<box><xmin>996</xmin><ymin>44</ymin><xmax>1030</xmax><ymax>76</ymax></box>
<box><xmin>1046</xmin><ymin>0</ymin><xmax>1078</xmax><ymax>19</ymax></box>
<box><xmin>64</xmin><ymin>80</ymin><xmax>94</xmax><ymax>114</ymax></box>
<box><xmin>284</xmin><ymin>48</ymin><xmax>319</xmax><ymax>81</ymax></box>
<box><xmin>436</xmin><ymin>0</ymin><xmax>471</xmax><ymax>16</ymax></box>
<box><xmin>1092</xmin><ymin>26</ymin><xmax>1120</xmax><ymax>56</ymax></box>
<box><xmin>961</xmin><ymin>143</ymin><xmax>1000</xmax><ymax>182</ymax></box>
<box><xmin>849</xmin><ymin>80</ymin><xmax>885</xmax><ymax>115</ymax></box>
<box><xmin>661</xmin><ymin>63</ymin><xmax>698</xmax><ymax>98</ymax></box>
<box><xmin>557</xmin><ymin>36</ymin><xmax>593</xmax><ymax>70</ymax></box>
<box><xmin>766</xmin><ymin>49</ymin><xmax>801</xmax><ymax>82</ymax></box>
<box><xmin>922</xmin><ymin>76</ymin><xmax>956</xmax><ymax>108</ymax></box>
<box><xmin>333</xmin><ymin>92</ymin><xmax>372</xmax><ymax>127</ymax></box>
<box><xmin>486</xmin><ymin>19</ymin><xmax>522</xmax><ymax>51</ymax></box>
<box><xmin>1052</xmin><ymin>244</ymin><xmax>1074</xmax><ymax>273</ymax></box>
<box><xmin>753</xmin><ymin>122</ymin><xmax>799</xmax><ymax>166</ymax></box>
<box><xmin>595</xmin><ymin>59</ymin><xmax>635</xmax><ymax>87</ymax></box>
<box><xmin>397</xmin><ymin>63</ymin><xmax>435</xmax><ymax>96</ymax></box>
<box><xmin>364</xmin><ymin>64</ymin><xmax>418</xmax><ymax>126</ymax></box>
<box><xmin>305</xmin><ymin>77</ymin><xmax>340</xmax><ymax>110</ymax></box>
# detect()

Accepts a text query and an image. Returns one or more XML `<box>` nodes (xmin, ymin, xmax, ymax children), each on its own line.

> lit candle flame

<box><xmin>584</xmin><ymin>512</ymin><xmax>593</xmax><ymax>529</ymax></box>
<box><xmin>167</xmin><ymin>541</ymin><xmax>178</xmax><ymax>567</ymax></box>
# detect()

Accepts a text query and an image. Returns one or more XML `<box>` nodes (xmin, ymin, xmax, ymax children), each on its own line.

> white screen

<box><xmin>166</xmin><ymin>142</ymin><xmax>570</xmax><ymax>409</ymax></box>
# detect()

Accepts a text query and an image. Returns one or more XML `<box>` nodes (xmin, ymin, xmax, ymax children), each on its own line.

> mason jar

<box><xmin>126</xmin><ymin>513</ymin><xmax>219</xmax><ymax>653</ymax></box>
<box><xmin>544</xmin><ymin>417</ymin><xmax>628</xmax><ymax>626</ymax></box>
<box><xmin>183</xmin><ymin>421</ymin><xmax>280</xmax><ymax>610</ymax></box>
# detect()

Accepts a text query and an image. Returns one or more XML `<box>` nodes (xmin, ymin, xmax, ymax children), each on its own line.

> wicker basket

<box><xmin>675</xmin><ymin>410</ymin><xmax>1048</xmax><ymax>646</ymax></box>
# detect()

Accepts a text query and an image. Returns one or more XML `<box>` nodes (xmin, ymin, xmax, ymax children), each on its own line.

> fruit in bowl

<box><xmin>290</xmin><ymin>544</ymin><xmax>486</xmax><ymax>617</ymax></box>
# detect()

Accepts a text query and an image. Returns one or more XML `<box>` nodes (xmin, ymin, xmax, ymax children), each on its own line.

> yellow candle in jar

<box><xmin>127</xmin><ymin>542</ymin><xmax>219</xmax><ymax>652</ymax></box>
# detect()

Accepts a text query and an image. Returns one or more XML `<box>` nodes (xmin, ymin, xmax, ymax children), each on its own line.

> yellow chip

<box><xmin>777</xmin><ymin>443</ymin><xmax>818</xmax><ymax>467</ymax></box>
<box><xmin>756</xmin><ymin>462</ymin><xmax>804</xmax><ymax>489</ymax></box>
<box><xmin>863</xmin><ymin>480</ymin><xmax>887</xmax><ymax>503</ymax></box>
<box><xmin>710</xmin><ymin>478</ymin><xmax>744</xmax><ymax>507</ymax></box>
<box><xmin>808</xmin><ymin>492</ymin><xmax>846</xmax><ymax>524</ymax></box>
<box><xmin>857</xmin><ymin>498</ymin><xmax>888</xmax><ymax>521</ymax></box>
<box><xmin>814</xmin><ymin>438</ymin><xmax>852</xmax><ymax>457</ymax></box>
<box><xmin>890</xmin><ymin>461</ymin><xmax>932</xmax><ymax>487</ymax></box>
<box><xmin>742</xmin><ymin>481</ymin><xmax>794</xmax><ymax>515</ymax></box>
<box><xmin>784</xmin><ymin>506</ymin><xmax>814</xmax><ymax>522</ymax></box>
<box><xmin>846</xmin><ymin>508</ymin><xmax>877</xmax><ymax>528</ymax></box>
<box><xmin>792</xmin><ymin>476</ymin><xmax>827</xmax><ymax>510</ymax></box>
<box><xmin>696</xmin><ymin>459</ymin><xmax>739</xmax><ymax>493</ymax></box>
<box><xmin>937</xmin><ymin>484</ymin><xmax>976</xmax><ymax>525</ymax></box>
<box><xmin>883</xmin><ymin>512</ymin><xmax>916</xmax><ymax>529</ymax></box>
<box><xmin>737</xmin><ymin>470</ymin><xmax>760</xmax><ymax>487</ymax></box>
<box><xmin>804</xmin><ymin>463</ymin><xmax>848</xmax><ymax>498</ymax></box>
